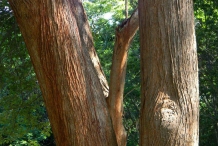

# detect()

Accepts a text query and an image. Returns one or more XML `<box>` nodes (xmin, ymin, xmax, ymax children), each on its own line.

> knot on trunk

<box><xmin>154</xmin><ymin>94</ymin><xmax>180</xmax><ymax>132</ymax></box>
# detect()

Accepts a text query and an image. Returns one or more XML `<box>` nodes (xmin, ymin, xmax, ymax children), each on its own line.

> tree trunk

<box><xmin>138</xmin><ymin>0</ymin><xmax>199</xmax><ymax>145</ymax></box>
<box><xmin>107</xmin><ymin>9</ymin><xmax>138</xmax><ymax>146</ymax></box>
<box><xmin>8</xmin><ymin>0</ymin><xmax>117</xmax><ymax>145</ymax></box>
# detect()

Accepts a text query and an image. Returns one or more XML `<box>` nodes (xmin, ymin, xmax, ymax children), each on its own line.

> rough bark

<box><xmin>139</xmin><ymin>0</ymin><xmax>199</xmax><ymax>146</ymax></box>
<box><xmin>8</xmin><ymin>0</ymin><xmax>117</xmax><ymax>145</ymax></box>
<box><xmin>107</xmin><ymin>9</ymin><xmax>138</xmax><ymax>146</ymax></box>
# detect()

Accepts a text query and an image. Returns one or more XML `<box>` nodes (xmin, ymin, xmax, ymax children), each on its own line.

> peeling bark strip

<box><xmin>8</xmin><ymin>0</ymin><xmax>117</xmax><ymax>145</ymax></box>
<box><xmin>107</xmin><ymin>9</ymin><xmax>139</xmax><ymax>146</ymax></box>
<box><xmin>139</xmin><ymin>0</ymin><xmax>199</xmax><ymax>146</ymax></box>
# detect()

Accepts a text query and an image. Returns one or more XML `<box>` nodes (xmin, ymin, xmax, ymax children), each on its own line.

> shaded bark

<box><xmin>107</xmin><ymin>9</ymin><xmax>139</xmax><ymax>146</ymax></box>
<box><xmin>139</xmin><ymin>0</ymin><xmax>199</xmax><ymax>145</ymax></box>
<box><xmin>8</xmin><ymin>0</ymin><xmax>116</xmax><ymax>145</ymax></box>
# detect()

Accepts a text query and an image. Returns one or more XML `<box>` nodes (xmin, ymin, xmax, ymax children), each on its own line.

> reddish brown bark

<box><xmin>8</xmin><ymin>0</ymin><xmax>116</xmax><ymax>145</ymax></box>
<box><xmin>139</xmin><ymin>0</ymin><xmax>199</xmax><ymax>145</ymax></box>
<box><xmin>107</xmin><ymin>9</ymin><xmax>139</xmax><ymax>146</ymax></box>
<box><xmin>8</xmin><ymin>0</ymin><xmax>199</xmax><ymax>145</ymax></box>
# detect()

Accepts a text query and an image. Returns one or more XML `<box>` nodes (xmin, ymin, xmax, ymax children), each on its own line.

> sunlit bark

<box><xmin>107</xmin><ymin>9</ymin><xmax>138</xmax><ymax>146</ymax></box>
<box><xmin>8</xmin><ymin>0</ymin><xmax>116</xmax><ymax>145</ymax></box>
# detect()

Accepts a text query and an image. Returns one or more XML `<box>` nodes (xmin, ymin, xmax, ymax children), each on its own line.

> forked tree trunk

<box><xmin>8</xmin><ymin>0</ymin><xmax>140</xmax><ymax>145</ymax></box>
<box><xmin>8</xmin><ymin>0</ymin><xmax>117</xmax><ymax>145</ymax></box>
<box><xmin>9</xmin><ymin>0</ymin><xmax>199</xmax><ymax>145</ymax></box>
<box><xmin>139</xmin><ymin>0</ymin><xmax>199</xmax><ymax>145</ymax></box>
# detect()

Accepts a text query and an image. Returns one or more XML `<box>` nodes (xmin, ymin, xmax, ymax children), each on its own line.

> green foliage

<box><xmin>194</xmin><ymin>0</ymin><xmax>218</xmax><ymax>145</ymax></box>
<box><xmin>84</xmin><ymin>0</ymin><xmax>128</xmax><ymax>79</ymax></box>
<box><xmin>0</xmin><ymin>1</ymin><xmax>53</xmax><ymax>145</ymax></box>
<box><xmin>124</xmin><ymin>32</ymin><xmax>140</xmax><ymax>146</ymax></box>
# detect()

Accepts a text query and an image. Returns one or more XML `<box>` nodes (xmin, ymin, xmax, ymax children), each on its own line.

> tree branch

<box><xmin>107</xmin><ymin>8</ymin><xmax>139</xmax><ymax>146</ymax></box>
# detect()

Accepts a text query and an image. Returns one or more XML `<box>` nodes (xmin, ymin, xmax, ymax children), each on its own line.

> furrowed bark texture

<box><xmin>139</xmin><ymin>0</ymin><xmax>199</xmax><ymax>146</ymax></box>
<box><xmin>108</xmin><ymin>9</ymin><xmax>138</xmax><ymax>146</ymax></box>
<box><xmin>8</xmin><ymin>0</ymin><xmax>116</xmax><ymax>145</ymax></box>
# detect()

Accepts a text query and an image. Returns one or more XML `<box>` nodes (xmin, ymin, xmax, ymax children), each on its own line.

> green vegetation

<box><xmin>0</xmin><ymin>0</ymin><xmax>217</xmax><ymax>145</ymax></box>
<box><xmin>0</xmin><ymin>1</ymin><xmax>52</xmax><ymax>145</ymax></box>
<box><xmin>195</xmin><ymin>0</ymin><xmax>218</xmax><ymax>145</ymax></box>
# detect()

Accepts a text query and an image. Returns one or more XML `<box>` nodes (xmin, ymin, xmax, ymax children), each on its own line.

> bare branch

<box><xmin>107</xmin><ymin>8</ymin><xmax>139</xmax><ymax>146</ymax></box>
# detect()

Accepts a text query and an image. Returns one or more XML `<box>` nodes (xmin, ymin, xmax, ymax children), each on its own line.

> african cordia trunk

<box><xmin>8</xmin><ymin>0</ymin><xmax>117</xmax><ymax>145</ymax></box>
<box><xmin>139</xmin><ymin>0</ymin><xmax>199</xmax><ymax>145</ymax></box>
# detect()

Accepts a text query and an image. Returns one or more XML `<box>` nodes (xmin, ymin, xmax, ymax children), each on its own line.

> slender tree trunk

<box><xmin>8</xmin><ymin>0</ymin><xmax>117</xmax><ymax>145</ymax></box>
<box><xmin>107</xmin><ymin>9</ymin><xmax>138</xmax><ymax>146</ymax></box>
<box><xmin>139</xmin><ymin>0</ymin><xmax>199</xmax><ymax>145</ymax></box>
